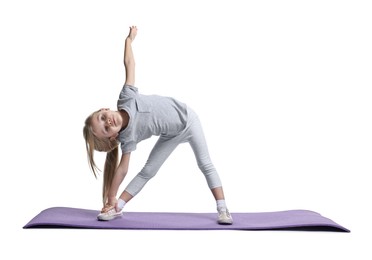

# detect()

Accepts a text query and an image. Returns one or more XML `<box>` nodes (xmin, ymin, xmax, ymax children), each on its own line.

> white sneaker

<box><xmin>97</xmin><ymin>208</ymin><xmax>122</xmax><ymax>221</ymax></box>
<box><xmin>217</xmin><ymin>208</ymin><xmax>233</xmax><ymax>225</ymax></box>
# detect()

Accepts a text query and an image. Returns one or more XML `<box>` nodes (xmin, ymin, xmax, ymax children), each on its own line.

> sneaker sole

<box><xmin>218</xmin><ymin>219</ymin><xmax>233</xmax><ymax>225</ymax></box>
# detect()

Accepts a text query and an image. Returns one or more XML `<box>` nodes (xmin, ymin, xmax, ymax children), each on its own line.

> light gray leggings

<box><xmin>125</xmin><ymin>109</ymin><xmax>222</xmax><ymax>197</ymax></box>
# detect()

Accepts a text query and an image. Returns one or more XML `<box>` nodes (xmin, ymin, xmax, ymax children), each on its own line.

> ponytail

<box><xmin>102</xmin><ymin>146</ymin><xmax>119</xmax><ymax>205</ymax></box>
<box><xmin>83</xmin><ymin>111</ymin><xmax>120</xmax><ymax>206</ymax></box>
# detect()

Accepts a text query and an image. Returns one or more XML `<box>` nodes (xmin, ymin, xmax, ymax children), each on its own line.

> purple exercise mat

<box><xmin>23</xmin><ymin>207</ymin><xmax>349</xmax><ymax>232</ymax></box>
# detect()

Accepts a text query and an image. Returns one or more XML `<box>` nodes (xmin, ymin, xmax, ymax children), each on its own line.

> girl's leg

<box><xmin>123</xmin><ymin>135</ymin><xmax>181</xmax><ymax>197</ymax></box>
<box><xmin>119</xmin><ymin>190</ymin><xmax>134</xmax><ymax>203</ymax></box>
<box><xmin>211</xmin><ymin>186</ymin><xmax>225</xmax><ymax>201</ymax></box>
<box><xmin>187</xmin><ymin>114</ymin><xmax>223</xmax><ymax>195</ymax></box>
<box><xmin>187</xmin><ymin>113</ymin><xmax>233</xmax><ymax>224</ymax></box>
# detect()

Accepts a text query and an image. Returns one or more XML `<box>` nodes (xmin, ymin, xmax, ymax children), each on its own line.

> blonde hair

<box><xmin>83</xmin><ymin>111</ymin><xmax>120</xmax><ymax>205</ymax></box>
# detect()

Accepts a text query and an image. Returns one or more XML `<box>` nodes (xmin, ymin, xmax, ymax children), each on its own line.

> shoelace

<box><xmin>105</xmin><ymin>208</ymin><xmax>119</xmax><ymax>215</ymax></box>
<box><xmin>218</xmin><ymin>210</ymin><xmax>230</xmax><ymax>217</ymax></box>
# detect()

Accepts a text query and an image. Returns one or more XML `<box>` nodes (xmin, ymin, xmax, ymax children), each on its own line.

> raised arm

<box><xmin>124</xmin><ymin>26</ymin><xmax>137</xmax><ymax>86</ymax></box>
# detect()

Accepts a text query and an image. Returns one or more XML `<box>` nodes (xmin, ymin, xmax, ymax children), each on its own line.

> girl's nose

<box><xmin>107</xmin><ymin>118</ymin><xmax>112</xmax><ymax>126</ymax></box>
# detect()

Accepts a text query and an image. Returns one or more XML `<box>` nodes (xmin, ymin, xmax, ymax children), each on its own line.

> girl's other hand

<box><xmin>101</xmin><ymin>197</ymin><xmax>118</xmax><ymax>212</ymax></box>
<box><xmin>128</xmin><ymin>25</ymin><xmax>137</xmax><ymax>41</ymax></box>
<box><xmin>101</xmin><ymin>203</ymin><xmax>114</xmax><ymax>213</ymax></box>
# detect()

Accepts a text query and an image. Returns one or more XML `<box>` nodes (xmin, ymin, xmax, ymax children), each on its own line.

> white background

<box><xmin>1</xmin><ymin>0</ymin><xmax>371</xmax><ymax>259</ymax></box>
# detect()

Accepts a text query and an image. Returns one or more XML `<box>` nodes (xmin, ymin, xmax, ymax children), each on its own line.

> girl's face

<box><xmin>91</xmin><ymin>108</ymin><xmax>123</xmax><ymax>140</ymax></box>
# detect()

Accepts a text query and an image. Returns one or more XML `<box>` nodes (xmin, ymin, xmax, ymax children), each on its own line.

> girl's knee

<box><xmin>138</xmin><ymin>166</ymin><xmax>158</xmax><ymax>180</ymax></box>
<box><xmin>198</xmin><ymin>161</ymin><xmax>216</xmax><ymax>175</ymax></box>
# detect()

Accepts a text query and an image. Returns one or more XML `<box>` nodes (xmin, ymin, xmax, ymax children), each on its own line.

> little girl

<box><xmin>83</xmin><ymin>26</ymin><xmax>233</xmax><ymax>225</ymax></box>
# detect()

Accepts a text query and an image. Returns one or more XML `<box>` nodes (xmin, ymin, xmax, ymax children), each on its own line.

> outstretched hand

<box><xmin>101</xmin><ymin>197</ymin><xmax>118</xmax><ymax>213</ymax></box>
<box><xmin>101</xmin><ymin>203</ymin><xmax>114</xmax><ymax>213</ymax></box>
<box><xmin>127</xmin><ymin>25</ymin><xmax>137</xmax><ymax>41</ymax></box>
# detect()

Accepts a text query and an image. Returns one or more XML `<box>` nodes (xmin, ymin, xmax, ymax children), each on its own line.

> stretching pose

<box><xmin>83</xmin><ymin>26</ymin><xmax>233</xmax><ymax>224</ymax></box>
